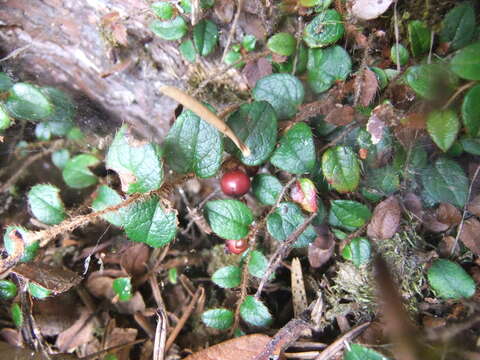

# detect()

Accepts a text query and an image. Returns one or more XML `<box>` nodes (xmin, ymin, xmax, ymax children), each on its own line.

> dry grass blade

<box><xmin>159</xmin><ymin>86</ymin><xmax>251</xmax><ymax>157</ymax></box>
<box><xmin>153</xmin><ymin>308</ymin><xmax>167</xmax><ymax>360</ymax></box>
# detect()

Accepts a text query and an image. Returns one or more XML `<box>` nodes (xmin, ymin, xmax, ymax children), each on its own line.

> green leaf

<box><xmin>180</xmin><ymin>39</ymin><xmax>196</xmax><ymax>62</ymax></box>
<box><xmin>62</xmin><ymin>154</ymin><xmax>99</xmax><ymax>189</ymax></box>
<box><xmin>404</xmin><ymin>64</ymin><xmax>458</xmax><ymax>100</ymax></box>
<box><xmin>390</xmin><ymin>44</ymin><xmax>409</xmax><ymax>66</ymax></box>
<box><xmin>242</xmin><ymin>34</ymin><xmax>257</xmax><ymax>52</ymax></box>
<box><xmin>224</xmin><ymin>50</ymin><xmax>243</xmax><ymax>67</ymax></box>
<box><xmin>366</xmin><ymin>166</ymin><xmax>400</xmax><ymax>196</ymax></box>
<box><xmin>451</xmin><ymin>42</ymin><xmax>480</xmax><ymax>80</ymax></box>
<box><xmin>151</xmin><ymin>2</ymin><xmax>174</xmax><ymax>20</ymax></box>
<box><xmin>51</xmin><ymin>149</ymin><xmax>70</xmax><ymax>170</ymax></box>
<box><xmin>462</xmin><ymin>84</ymin><xmax>480</xmax><ymax>136</ymax></box>
<box><xmin>421</xmin><ymin>157</ymin><xmax>468</xmax><ymax>208</ymax></box>
<box><xmin>426</xmin><ymin>109</ymin><xmax>460</xmax><ymax>152</ymax></box>
<box><xmin>270</xmin><ymin>123</ymin><xmax>316</xmax><ymax>174</ymax></box>
<box><xmin>252</xmin><ymin>74</ymin><xmax>304</xmax><ymax>120</ymax></box>
<box><xmin>370</xmin><ymin>67</ymin><xmax>388</xmax><ymax>90</ymax></box>
<box><xmin>28</xmin><ymin>283</ymin><xmax>51</xmax><ymax>299</ymax></box>
<box><xmin>4</xmin><ymin>226</ymin><xmax>39</xmax><ymax>263</ymax></box>
<box><xmin>41</xmin><ymin>87</ymin><xmax>75</xmax><ymax>135</ymax></box>
<box><xmin>428</xmin><ymin>259</ymin><xmax>475</xmax><ymax>299</ymax></box>
<box><xmin>0</xmin><ymin>280</ymin><xmax>17</xmax><ymax>300</ymax></box>
<box><xmin>112</xmin><ymin>277</ymin><xmax>133</xmax><ymax>302</ymax></box>
<box><xmin>322</xmin><ymin>145</ymin><xmax>360</xmax><ymax>193</ymax></box>
<box><xmin>225</xmin><ymin>101</ymin><xmax>277</xmax><ymax>166</ymax></box>
<box><xmin>5</xmin><ymin>83</ymin><xmax>52</xmax><ymax>121</ymax></box>
<box><xmin>205</xmin><ymin>199</ymin><xmax>253</xmax><ymax>240</ymax></box>
<box><xmin>0</xmin><ymin>72</ymin><xmax>13</xmax><ymax>91</ymax></box>
<box><xmin>28</xmin><ymin>184</ymin><xmax>66</xmax><ymax>225</ymax></box>
<box><xmin>267</xmin><ymin>32</ymin><xmax>296</xmax><ymax>56</ymax></box>
<box><xmin>211</xmin><ymin>266</ymin><xmax>241</xmax><ymax>288</ymax></box>
<box><xmin>307</xmin><ymin>46</ymin><xmax>352</xmax><ymax>93</ymax></box>
<box><xmin>248</xmin><ymin>250</ymin><xmax>268</xmax><ymax>279</ymax></box>
<box><xmin>123</xmin><ymin>196</ymin><xmax>177</xmax><ymax>248</ymax></box>
<box><xmin>11</xmin><ymin>303</ymin><xmax>23</xmax><ymax>327</ymax></box>
<box><xmin>329</xmin><ymin>200</ymin><xmax>371</xmax><ymax>231</ymax></box>
<box><xmin>440</xmin><ymin>2</ymin><xmax>476</xmax><ymax>50</ymax></box>
<box><xmin>266</xmin><ymin>202</ymin><xmax>317</xmax><ymax>248</ymax></box>
<box><xmin>149</xmin><ymin>17</ymin><xmax>187</xmax><ymax>40</ymax></box>
<box><xmin>461</xmin><ymin>138</ymin><xmax>480</xmax><ymax>155</ymax></box>
<box><xmin>0</xmin><ymin>105</ymin><xmax>11</xmax><ymax>130</ymax></box>
<box><xmin>344</xmin><ymin>344</ymin><xmax>390</xmax><ymax>360</ymax></box>
<box><xmin>408</xmin><ymin>20</ymin><xmax>431</xmax><ymax>58</ymax></box>
<box><xmin>342</xmin><ymin>237</ymin><xmax>371</xmax><ymax>267</ymax></box>
<box><xmin>168</xmin><ymin>268</ymin><xmax>178</xmax><ymax>284</ymax></box>
<box><xmin>193</xmin><ymin>19</ymin><xmax>218</xmax><ymax>56</ymax></box>
<box><xmin>303</xmin><ymin>9</ymin><xmax>344</xmax><ymax>48</ymax></box>
<box><xmin>67</xmin><ymin>127</ymin><xmax>85</xmax><ymax>141</ymax></box>
<box><xmin>252</xmin><ymin>174</ymin><xmax>283</xmax><ymax>206</ymax></box>
<box><xmin>202</xmin><ymin>309</ymin><xmax>234</xmax><ymax>330</ymax></box>
<box><xmin>107</xmin><ymin>125</ymin><xmax>164</xmax><ymax>193</ymax></box>
<box><xmin>240</xmin><ymin>296</ymin><xmax>272</xmax><ymax>327</ymax></box>
<box><xmin>164</xmin><ymin>108</ymin><xmax>222</xmax><ymax>177</ymax></box>
<box><xmin>35</xmin><ymin>123</ymin><xmax>51</xmax><ymax>141</ymax></box>
<box><xmin>91</xmin><ymin>185</ymin><xmax>125</xmax><ymax>227</ymax></box>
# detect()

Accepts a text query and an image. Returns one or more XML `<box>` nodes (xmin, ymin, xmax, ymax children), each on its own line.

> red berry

<box><xmin>225</xmin><ymin>239</ymin><xmax>248</xmax><ymax>255</ymax></box>
<box><xmin>220</xmin><ymin>170</ymin><xmax>251</xmax><ymax>196</ymax></box>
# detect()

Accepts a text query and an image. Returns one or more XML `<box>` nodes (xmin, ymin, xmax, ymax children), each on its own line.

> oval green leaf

<box><xmin>307</xmin><ymin>46</ymin><xmax>352</xmax><ymax>93</ymax></box>
<box><xmin>322</xmin><ymin>145</ymin><xmax>360</xmax><ymax>193</ymax></box>
<box><xmin>248</xmin><ymin>250</ymin><xmax>269</xmax><ymax>279</ymax></box>
<box><xmin>62</xmin><ymin>154</ymin><xmax>99</xmax><ymax>189</ymax></box>
<box><xmin>240</xmin><ymin>295</ymin><xmax>272</xmax><ymax>327</ymax></box>
<box><xmin>28</xmin><ymin>184</ymin><xmax>66</xmax><ymax>225</ymax></box>
<box><xmin>0</xmin><ymin>280</ymin><xmax>18</xmax><ymax>300</ymax></box>
<box><xmin>462</xmin><ymin>84</ymin><xmax>480</xmax><ymax>136</ymax></box>
<box><xmin>149</xmin><ymin>17</ymin><xmax>187</xmax><ymax>41</ymax></box>
<box><xmin>408</xmin><ymin>20</ymin><xmax>431</xmax><ymax>58</ymax></box>
<box><xmin>342</xmin><ymin>237</ymin><xmax>371</xmax><ymax>267</ymax></box>
<box><xmin>303</xmin><ymin>9</ymin><xmax>344</xmax><ymax>48</ymax></box>
<box><xmin>211</xmin><ymin>265</ymin><xmax>241</xmax><ymax>288</ymax></box>
<box><xmin>205</xmin><ymin>199</ymin><xmax>253</xmax><ymax>240</ymax></box>
<box><xmin>112</xmin><ymin>277</ymin><xmax>133</xmax><ymax>302</ymax></box>
<box><xmin>91</xmin><ymin>185</ymin><xmax>125</xmax><ymax>227</ymax></box>
<box><xmin>252</xmin><ymin>174</ymin><xmax>283</xmax><ymax>206</ymax></box>
<box><xmin>428</xmin><ymin>259</ymin><xmax>475</xmax><ymax>299</ymax></box>
<box><xmin>202</xmin><ymin>309</ymin><xmax>234</xmax><ymax>330</ymax></box>
<box><xmin>451</xmin><ymin>42</ymin><xmax>480</xmax><ymax>80</ymax></box>
<box><xmin>426</xmin><ymin>109</ymin><xmax>460</xmax><ymax>152</ymax></box>
<box><xmin>267</xmin><ymin>32</ymin><xmax>296</xmax><ymax>56</ymax></box>
<box><xmin>440</xmin><ymin>2</ymin><xmax>475</xmax><ymax>51</ymax></box>
<box><xmin>193</xmin><ymin>19</ymin><xmax>219</xmax><ymax>56</ymax></box>
<box><xmin>329</xmin><ymin>200</ymin><xmax>371</xmax><ymax>231</ymax></box>
<box><xmin>5</xmin><ymin>83</ymin><xmax>52</xmax><ymax>121</ymax></box>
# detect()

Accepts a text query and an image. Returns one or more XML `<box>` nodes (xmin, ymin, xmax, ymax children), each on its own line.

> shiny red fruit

<box><xmin>220</xmin><ymin>170</ymin><xmax>251</xmax><ymax>196</ymax></box>
<box><xmin>225</xmin><ymin>239</ymin><xmax>248</xmax><ymax>255</ymax></box>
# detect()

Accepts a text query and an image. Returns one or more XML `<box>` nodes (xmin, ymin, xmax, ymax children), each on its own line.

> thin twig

<box><xmin>291</xmin><ymin>16</ymin><xmax>304</xmax><ymax>75</ymax></box>
<box><xmin>452</xmin><ymin>164</ymin><xmax>480</xmax><ymax>256</ymax></box>
<box><xmin>221</xmin><ymin>0</ymin><xmax>244</xmax><ymax>62</ymax></box>
<box><xmin>393</xmin><ymin>1</ymin><xmax>401</xmax><ymax>72</ymax></box>
<box><xmin>442</xmin><ymin>81</ymin><xmax>476</xmax><ymax>110</ymax></box>
<box><xmin>0</xmin><ymin>43</ymin><xmax>33</xmax><ymax>62</ymax></box>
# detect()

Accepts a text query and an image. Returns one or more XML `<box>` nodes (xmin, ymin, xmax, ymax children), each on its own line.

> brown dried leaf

<box><xmin>242</xmin><ymin>57</ymin><xmax>272</xmax><ymax>88</ymax></box>
<box><xmin>11</xmin><ymin>262</ymin><xmax>81</xmax><ymax>295</ymax></box>
<box><xmin>438</xmin><ymin>236</ymin><xmax>460</xmax><ymax>257</ymax></box>
<box><xmin>436</xmin><ymin>203</ymin><xmax>462</xmax><ymax>227</ymax></box>
<box><xmin>86</xmin><ymin>275</ymin><xmax>115</xmax><ymax>299</ymax></box>
<box><xmin>367</xmin><ymin>196</ymin><xmax>401</xmax><ymax>240</ymax></box>
<box><xmin>56</xmin><ymin>308</ymin><xmax>94</xmax><ymax>352</ymax></box>
<box><xmin>214</xmin><ymin>0</ymin><xmax>234</xmax><ymax>23</ymax></box>
<box><xmin>403</xmin><ymin>192</ymin><xmax>423</xmax><ymax>219</ymax></box>
<box><xmin>468</xmin><ymin>195</ymin><xmax>480</xmax><ymax>217</ymax></box>
<box><xmin>401</xmin><ymin>113</ymin><xmax>427</xmax><ymax>129</ymax></box>
<box><xmin>120</xmin><ymin>243</ymin><xmax>150</xmax><ymax>277</ymax></box>
<box><xmin>34</xmin><ymin>293</ymin><xmax>79</xmax><ymax>336</ymax></box>
<box><xmin>308</xmin><ymin>225</ymin><xmax>334</xmax><ymax>268</ymax></box>
<box><xmin>366</xmin><ymin>105</ymin><xmax>387</xmax><ymax>144</ymax></box>
<box><xmin>358</xmin><ymin>67</ymin><xmax>378</xmax><ymax>107</ymax></box>
<box><xmin>345</xmin><ymin>23</ymin><xmax>368</xmax><ymax>48</ymax></box>
<box><xmin>291</xmin><ymin>258</ymin><xmax>307</xmax><ymax>317</ymax></box>
<box><xmin>104</xmin><ymin>327</ymin><xmax>138</xmax><ymax>360</ymax></box>
<box><xmin>423</xmin><ymin>214</ymin><xmax>449</xmax><ymax>233</ymax></box>
<box><xmin>112</xmin><ymin>23</ymin><xmax>128</xmax><ymax>46</ymax></box>
<box><xmin>115</xmin><ymin>291</ymin><xmax>146</xmax><ymax>315</ymax></box>
<box><xmin>0</xmin><ymin>329</ymin><xmax>21</xmax><ymax>348</ymax></box>
<box><xmin>183</xmin><ymin>334</ymin><xmax>271</xmax><ymax>360</ymax></box>
<box><xmin>460</xmin><ymin>218</ymin><xmax>480</xmax><ymax>256</ymax></box>
<box><xmin>324</xmin><ymin>105</ymin><xmax>355</xmax><ymax>126</ymax></box>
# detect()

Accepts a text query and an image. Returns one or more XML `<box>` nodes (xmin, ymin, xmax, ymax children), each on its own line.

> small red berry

<box><xmin>220</xmin><ymin>170</ymin><xmax>251</xmax><ymax>196</ymax></box>
<box><xmin>225</xmin><ymin>239</ymin><xmax>248</xmax><ymax>255</ymax></box>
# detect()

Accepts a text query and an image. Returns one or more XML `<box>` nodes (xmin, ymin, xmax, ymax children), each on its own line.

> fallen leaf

<box><xmin>105</xmin><ymin>327</ymin><xmax>138</xmax><ymax>360</ymax></box>
<box><xmin>120</xmin><ymin>243</ymin><xmax>150</xmax><ymax>277</ymax></box>
<box><xmin>0</xmin><ymin>342</ymin><xmax>78</xmax><ymax>360</ymax></box>
<box><xmin>468</xmin><ymin>195</ymin><xmax>480</xmax><ymax>217</ymax></box>
<box><xmin>423</xmin><ymin>214</ymin><xmax>449</xmax><ymax>233</ymax></box>
<box><xmin>242</xmin><ymin>57</ymin><xmax>272</xmax><ymax>88</ymax></box>
<box><xmin>56</xmin><ymin>308</ymin><xmax>94</xmax><ymax>352</ymax></box>
<box><xmin>367</xmin><ymin>196</ymin><xmax>401</xmax><ymax>240</ymax></box>
<box><xmin>345</xmin><ymin>23</ymin><xmax>368</xmax><ymax>48</ymax></box>
<box><xmin>34</xmin><ymin>293</ymin><xmax>79</xmax><ymax>336</ymax></box>
<box><xmin>366</xmin><ymin>104</ymin><xmax>388</xmax><ymax>144</ymax></box>
<box><xmin>112</xmin><ymin>23</ymin><xmax>128</xmax><ymax>46</ymax></box>
<box><xmin>402</xmin><ymin>113</ymin><xmax>427</xmax><ymax>129</ymax></box>
<box><xmin>0</xmin><ymin>329</ymin><xmax>21</xmax><ymax>347</ymax></box>
<box><xmin>115</xmin><ymin>291</ymin><xmax>146</xmax><ymax>315</ymax></box>
<box><xmin>308</xmin><ymin>225</ymin><xmax>334</xmax><ymax>268</ymax></box>
<box><xmin>214</xmin><ymin>0</ymin><xmax>234</xmax><ymax>23</ymax></box>
<box><xmin>183</xmin><ymin>334</ymin><xmax>271</xmax><ymax>360</ymax></box>
<box><xmin>403</xmin><ymin>192</ymin><xmax>423</xmax><ymax>219</ymax></box>
<box><xmin>351</xmin><ymin>0</ymin><xmax>394</xmax><ymax>20</ymax></box>
<box><xmin>436</xmin><ymin>203</ymin><xmax>462</xmax><ymax>227</ymax></box>
<box><xmin>438</xmin><ymin>236</ymin><xmax>460</xmax><ymax>257</ymax></box>
<box><xmin>460</xmin><ymin>218</ymin><xmax>480</xmax><ymax>256</ymax></box>
<box><xmin>324</xmin><ymin>105</ymin><xmax>355</xmax><ymax>126</ymax></box>
<box><xmin>357</xmin><ymin>67</ymin><xmax>378</xmax><ymax>106</ymax></box>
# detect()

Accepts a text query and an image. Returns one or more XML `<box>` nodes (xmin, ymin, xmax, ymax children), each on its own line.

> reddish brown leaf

<box><xmin>34</xmin><ymin>293</ymin><xmax>79</xmax><ymax>336</ymax></box>
<box><xmin>345</xmin><ymin>23</ymin><xmax>368</xmax><ymax>48</ymax></box>
<box><xmin>366</xmin><ymin>105</ymin><xmax>388</xmax><ymax>144</ymax></box>
<box><xmin>56</xmin><ymin>308</ymin><xmax>94</xmax><ymax>352</ymax></box>
<box><xmin>324</xmin><ymin>105</ymin><xmax>355</xmax><ymax>126</ymax></box>
<box><xmin>401</xmin><ymin>113</ymin><xmax>426</xmax><ymax>129</ymax></box>
<box><xmin>423</xmin><ymin>214</ymin><xmax>449</xmax><ymax>233</ymax></box>
<box><xmin>290</xmin><ymin>178</ymin><xmax>317</xmax><ymax>213</ymax></box>
<box><xmin>438</xmin><ymin>236</ymin><xmax>460</xmax><ymax>257</ymax></box>
<box><xmin>358</xmin><ymin>67</ymin><xmax>378</xmax><ymax>106</ymax></box>
<box><xmin>242</xmin><ymin>57</ymin><xmax>272</xmax><ymax>88</ymax></box>
<box><xmin>120</xmin><ymin>243</ymin><xmax>150</xmax><ymax>277</ymax></box>
<box><xmin>468</xmin><ymin>194</ymin><xmax>480</xmax><ymax>217</ymax></box>
<box><xmin>459</xmin><ymin>218</ymin><xmax>480</xmax><ymax>256</ymax></box>
<box><xmin>403</xmin><ymin>192</ymin><xmax>423</xmax><ymax>219</ymax></box>
<box><xmin>183</xmin><ymin>334</ymin><xmax>271</xmax><ymax>360</ymax></box>
<box><xmin>104</xmin><ymin>327</ymin><xmax>138</xmax><ymax>360</ymax></box>
<box><xmin>367</xmin><ymin>196</ymin><xmax>401</xmax><ymax>240</ymax></box>
<box><xmin>436</xmin><ymin>203</ymin><xmax>462</xmax><ymax>227</ymax></box>
<box><xmin>214</xmin><ymin>0</ymin><xmax>234</xmax><ymax>23</ymax></box>
<box><xmin>308</xmin><ymin>225</ymin><xmax>334</xmax><ymax>268</ymax></box>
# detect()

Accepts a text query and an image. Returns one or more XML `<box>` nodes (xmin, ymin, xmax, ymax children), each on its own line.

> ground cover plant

<box><xmin>0</xmin><ymin>0</ymin><xmax>480</xmax><ymax>359</ymax></box>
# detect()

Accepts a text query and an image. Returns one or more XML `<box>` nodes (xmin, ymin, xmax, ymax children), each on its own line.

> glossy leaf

<box><xmin>212</xmin><ymin>266</ymin><xmax>241</xmax><ymax>288</ymax></box>
<box><xmin>205</xmin><ymin>200</ymin><xmax>253</xmax><ymax>240</ymax></box>
<box><xmin>3</xmin><ymin>226</ymin><xmax>39</xmax><ymax>263</ymax></box>
<box><xmin>242</xmin><ymin>34</ymin><xmax>257</xmax><ymax>52</ymax></box>
<box><xmin>307</xmin><ymin>46</ymin><xmax>352</xmax><ymax>93</ymax></box>
<box><xmin>107</xmin><ymin>125</ymin><xmax>164</xmax><ymax>193</ymax></box>
<box><xmin>461</xmin><ymin>138</ymin><xmax>480</xmax><ymax>155</ymax></box>
<box><xmin>91</xmin><ymin>185</ymin><xmax>125</xmax><ymax>227</ymax></box>
<box><xmin>303</xmin><ymin>10</ymin><xmax>344</xmax><ymax>48</ymax></box>
<box><xmin>51</xmin><ymin>149</ymin><xmax>70</xmax><ymax>170</ymax></box>
<box><xmin>426</xmin><ymin>109</ymin><xmax>460</xmax><ymax>152</ymax></box>
<box><xmin>462</xmin><ymin>84</ymin><xmax>480</xmax><ymax>136</ymax></box>
<box><xmin>0</xmin><ymin>280</ymin><xmax>17</xmax><ymax>300</ymax></box>
<box><xmin>329</xmin><ymin>200</ymin><xmax>371</xmax><ymax>231</ymax></box>
<box><xmin>202</xmin><ymin>309</ymin><xmax>234</xmax><ymax>330</ymax></box>
<box><xmin>240</xmin><ymin>296</ymin><xmax>272</xmax><ymax>327</ymax></box>
<box><xmin>41</xmin><ymin>87</ymin><xmax>75</xmax><ymax>136</ymax></box>
<box><xmin>440</xmin><ymin>2</ymin><xmax>475</xmax><ymax>50</ymax></box>
<box><xmin>5</xmin><ymin>83</ymin><xmax>52</xmax><ymax>121</ymax></box>
<box><xmin>225</xmin><ymin>101</ymin><xmax>277</xmax><ymax>166</ymax></box>
<box><xmin>28</xmin><ymin>283</ymin><xmax>52</xmax><ymax>299</ymax></box>
<box><xmin>267</xmin><ymin>202</ymin><xmax>317</xmax><ymax>248</ymax></box>
<box><xmin>151</xmin><ymin>2</ymin><xmax>174</xmax><ymax>20</ymax></box>
<box><xmin>62</xmin><ymin>154</ymin><xmax>99</xmax><ymax>189</ymax></box>
<box><xmin>180</xmin><ymin>39</ymin><xmax>196</xmax><ymax>62</ymax></box>
<box><xmin>451</xmin><ymin>42</ymin><xmax>480</xmax><ymax>80</ymax></box>
<box><xmin>428</xmin><ymin>259</ymin><xmax>475</xmax><ymax>299</ymax></box>
<box><xmin>252</xmin><ymin>174</ymin><xmax>283</xmax><ymax>206</ymax></box>
<box><xmin>28</xmin><ymin>184</ymin><xmax>66</xmax><ymax>225</ymax></box>
<box><xmin>252</xmin><ymin>74</ymin><xmax>304</xmax><ymax>120</ymax></box>
<box><xmin>164</xmin><ymin>107</ymin><xmax>223</xmax><ymax>177</ymax></box>
<box><xmin>390</xmin><ymin>44</ymin><xmax>409</xmax><ymax>66</ymax></box>
<box><xmin>11</xmin><ymin>303</ymin><xmax>23</xmax><ymax>327</ymax></box>
<box><xmin>150</xmin><ymin>17</ymin><xmax>187</xmax><ymax>40</ymax></box>
<box><xmin>248</xmin><ymin>250</ymin><xmax>268</xmax><ymax>279</ymax></box>
<box><xmin>0</xmin><ymin>105</ymin><xmax>11</xmax><ymax>130</ymax></box>
<box><xmin>193</xmin><ymin>19</ymin><xmax>218</xmax><ymax>56</ymax></box>
<box><xmin>112</xmin><ymin>277</ymin><xmax>133</xmax><ymax>302</ymax></box>
<box><xmin>408</xmin><ymin>20</ymin><xmax>431</xmax><ymax>58</ymax></box>
<box><xmin>270</xmin><ymin>123</ymin><xmax>316</xmax><ymax>174</ymax></box>
<box><xmin>421</xmin><ymin>157</ymin><xmax>468</xmax><ymax>208</ymax></box>
<box><xmin>322</xmin><ymin>146</ymin><xmax>360</xmax><ymax>193</ymax></box>
<box><xmin>0</xmin><ymin>72</ymin><xmax>13</xmax><ymax>91</ymax></box>
<box><xmin>267</xmin><ymin>32</ymin><xmax>296</xmax><ymax>56</ymax></box>
<box><xmin>344</xmin><ymin>344</ymin><xmax>390</xmax><ymax>360</ymax></box>
<box><xmin>404</xmin><ymin>64</ymin><xmax>458</xmax><ymax>100</ymax></box>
